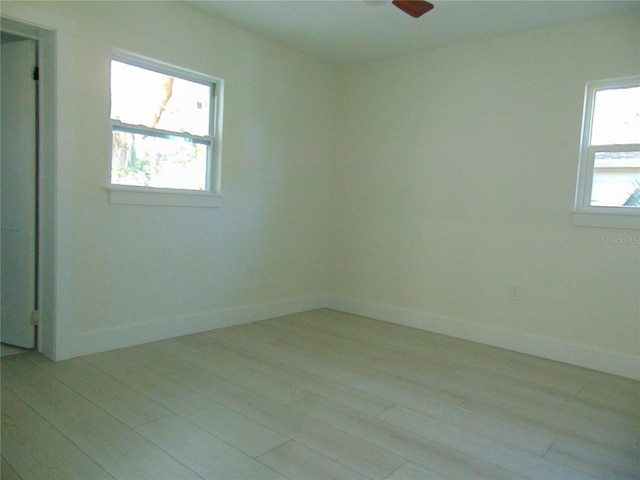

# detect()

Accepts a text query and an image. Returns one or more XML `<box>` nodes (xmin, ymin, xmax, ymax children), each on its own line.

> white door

<box><xmin>1</xmin><ymin>38</ymin><xmax>38</xmax><ymax>348</ymax></box>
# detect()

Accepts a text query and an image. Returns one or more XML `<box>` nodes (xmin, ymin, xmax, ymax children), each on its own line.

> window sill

<box><xmin>107</xmin><ymin>186</ymin><xmax>222</xmax><ymax>208</ymax></box>
<box><xmin>572</xmin><ymin>209</ymin><xmax>640</xmax><ymax>229</ymax></box>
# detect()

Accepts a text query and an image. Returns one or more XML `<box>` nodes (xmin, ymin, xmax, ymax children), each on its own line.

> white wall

<box><xmin>2</xmin><ymin>2</ymin><xmax>638</xmax><ymax>377</ymax></box>
<box><xmin>6</xmin><ymin>1</ymin><xmax>336</xmax><ymax>357</ymax></box>
<box><xmin>332</xmin><ymin>13</ymin><xmax>640</xmax><ymax>377</ymax></box>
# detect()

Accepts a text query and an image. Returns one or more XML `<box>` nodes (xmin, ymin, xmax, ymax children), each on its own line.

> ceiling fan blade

<box><xmin>392</xmin><ymin>0</ymin><xmax>434</xmax><ymax>18</ymax></box>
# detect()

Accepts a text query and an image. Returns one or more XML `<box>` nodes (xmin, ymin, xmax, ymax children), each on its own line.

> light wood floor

<box><xmin>2</xmin><ymin>309</ymin><xmax>638</xmax><ymax>480</ymax></box>
<box><xmin>0</xmin><ymin>345</ymin><xmax>31</xmax><ymax>358</ymax></box>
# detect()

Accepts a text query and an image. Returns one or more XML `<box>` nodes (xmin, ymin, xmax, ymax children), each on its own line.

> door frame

<box><xmin>1</xmin><ymin>6</ymin><xmax>75</xmax><ymax>360</ymax></box>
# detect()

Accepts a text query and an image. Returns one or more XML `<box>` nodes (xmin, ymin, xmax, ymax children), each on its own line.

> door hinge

<box><xmin>31</xmin><ymin>310</ymin><xmax>40</xmax><ymax>326</ymax></box>
<box><xmin>33</xmin><ymin>67</ymin><xmax>39</xmax><ymax>81</ymax></box>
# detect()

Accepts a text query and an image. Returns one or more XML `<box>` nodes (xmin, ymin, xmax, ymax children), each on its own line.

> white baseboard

<box><xmin>59</xmin><ymin>294</ymin><xmax>329</xmax><ymax>360</ymax></box>
<box><xmin>56</xmin><ymin>292</ymin><xmax>639</xmax><ymax>380</ymax></box>
<box><xmin>327</xmin><ymin>295</ymin><xmax>640</xmax><ymax>381</ymax></box>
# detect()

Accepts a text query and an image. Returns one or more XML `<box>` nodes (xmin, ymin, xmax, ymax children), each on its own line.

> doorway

<box><xmin>1</xmin><ymin>31</ymin><xmax>39</xmax><ymax>350</ymax></box>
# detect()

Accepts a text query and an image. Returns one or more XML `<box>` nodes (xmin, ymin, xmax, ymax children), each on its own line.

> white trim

<box><xmin>109</xmin><ymin>51</ymin><xmax>224</xmax><ymax>196</ymax></box>
<box><xmin>1</xmin><ymin>5</ymin><xmax>76</xmax><ymax>361</ymax></box>
<box><xmin>572</xmin><ymin>210</ymin><xmax>640</xmax><ymax>229</ymax></box>
<box><xmin>111</xmin><ymin>120</ymin><xmax>212</xmax><ymax>144</ymax></box>
<box><xmin>112</xmin><ymin>49</ymin><xmax>220</xmax><ymax>87</ymax></box>
<box><xmin>327</xmin><ymin>295</ymin><xmax>640</xmax><ymax>380</ymax></box>
<box><xmin>58</xmin><ymin>294</ymin><xmax>330</xmax><ymax>360</ymax></box>
<box><xmin>107</xmin><ymin>185</ymin><xmax>223</xmax><ymax>208</ymax></box>
<box><xmin>24</xmin><ymin>269</ymin><xmax>640</xmax><ymax>379</ymax></box>
<box><xmin>574</xmin><ymin>75</ymin><xmax>640</xmax><ymax>221</ymax></box>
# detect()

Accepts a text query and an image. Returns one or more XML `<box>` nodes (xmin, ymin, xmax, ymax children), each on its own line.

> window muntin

<box><xmin>109</xmin><ymin>56</ymin><xmax>220</xmax><ymax>192</ymax></box>
<box><xmin>575</xmin><ymin>77</ymin><xmax>640</xmax><ymax>213</ymax></box>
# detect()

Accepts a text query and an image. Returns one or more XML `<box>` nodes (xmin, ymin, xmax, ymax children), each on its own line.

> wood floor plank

<box><xmin>257</xmin><ymin>441</ymin><xmax>370</xmax><ymax>480</ymax></box>
<box><xmin>463</xmin><ymin>391</ymin><xmax>639</xmax><ymax>466</ymax></box>
<box><xmin>179</xmin><ymin>326</ymin><xmax>315</xmax><ymax>367</ymax></box>
<box><xmin>92</xmin><ymin>356</ymin><xmax>289</xmax><ymax>457</ymax></box>
<box><xmin>374</xmin><ymin>394</ymin><xmax>554</xmax><ymax>456</ymax></box>
<box><xmin>261</xmin><ymin>310</ymin><xmax>405</xmax><ymax>360</ymax></box>
<box><xmin>1</xmin><ymin>387</ymin><xmax>113</xmax><ymax>480</ymax></box>
<box><xmin>508</xmin><ymin>351</ymin><xmax>640</xmax><ymax>394</ymax></box>
<box><xmin>81</xmin><ymin>343</ymin><xmax>193</xmax><ymax>374</ymax></box>
<box><xmin>154</xmin><ymin>341</ymin><xmax>311</xmax><ymax>405</ymax></box>
<box><xmin>378</xmin><ymin>405</ymin><xmax>599</xmax><ymax>480</ymax></box>
<box><xmin>136</xmin><ymin>415</ymin><xmax>284</xmax><ymax>479</ymax></box>
<box><xmin>456</xmin><ymin>366</ymin><xmax>640</xmax><ymax>431</ymax></box>
<box><xmin>457</xmin><ymin>365</ymin><xmax>640</xmax><ymax>443</ymax></box>
<box><xmin>170</xmin><ymin>321</ymin><xmax>284</xmax><ymax>348</ymax></box>
<box><xmin>370</xmin><ymin>330</ymin><xmax>586</xmax><ymax>397</ymax></box>
<box><xmin>2</xmin><ymin>360</ymin><xmax>198</xmax><ymax>480</ymax></box>
<box><xmin>577</xmin><ymin>382</ymin><xmax>640</xmax><ymax>418</ymax></box>
<box><xmin>431</xmin><ymin>346</ymin><xmax>585</xmax><ymax>396</ymax></box>
<box><xmin>181</xmin><ymin>340</ymin><xmax>394</xmax><ymax>416</ymax></box>
<box><xmin>384</xmin><ymin>461</ymin><xmax>450</xmax><ymax>480</ymax></box>
<box><xmin>372</xmin><ymin>354</ymin><xmax>464</xmax><ymax>383</ymax></box>
<box><xmin>544</xmin><ymin>440</ymin><xmax>640</xmax><ymax>480</ymax></box>
<box><xmin>365</xmin><ymin>321</ymin><xmax>514</xmax><ymax>365</ymax></box>
<box><xmin>111</xmin><ymin>343</ymin><xmax>196</xmax><ymax>374</ymax></box>
<box><xmin>308</xmin><ymin>342</ymin><xmax>557</xmax><ymax>457</ymax></box>
<box><xmin>263</xmin><ymin>323</ymin><xmax>387</xmax><ymax>366</ymax></box>
<box><xmin>367</xmin><ymin>325</ymin><xmax>598</xmax><ymax>400</ymax></box>
<box><xmin>265</xmin><ymin>309</ymin><xmax>394</xmax><ymax>342</ymax></box>
<box><xmin>455</xmin><ymin>364</ymin><xmax>585</xmax><ymax>396</ymax></box>
<box><xmin>3</xmin><ymin>309</ymin><xmax>638</xmax><ymax>480</ymax></box>
<box><xmin>169</xmin><ymin>367</ymin><xmax>406</xmax><ymax>480</ymax></box>
<box><xmin>288</xmin><ymin>394</ymin><xmax>526</xmax><ymax>480</ymax></box>
<box><xmin>1</xmin><ymin>457</ymin><xmax>23</xmax><ymax>480</ymax></box>
<box><xmin>199</xmin><ymin>322</ymin><xmax>291</xmax><ymax>347</ymax></box>
<box><xmin>29</xmin><ymin>356</ymin><xmax>172</xmax><ymax>428</ymax></box>
<box><xmin>300</xmin><ymin>355</ymin><xmax>468</xmax><ymax>407</ymax></box>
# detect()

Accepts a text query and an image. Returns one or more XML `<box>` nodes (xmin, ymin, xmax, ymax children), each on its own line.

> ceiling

<box><xmin>185</xmin><ymin>0</ymin><xmax>640</xmax><ymax>65</ymax></box>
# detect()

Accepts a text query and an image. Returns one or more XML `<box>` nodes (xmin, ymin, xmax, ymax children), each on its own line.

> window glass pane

<box><xmin>111</xmin><ymin>131</ymin><xmax>208</xmax><ymax>190</ymax></box>
<box><xmin>590</xmin><ymin>151</ymin><xmax>640</xmax><ymax>207</ymax></box>
<box><xmin>111</xmin><ymin>60</ymin><xmax>211</xmax><ymax>137</ymax></box>
<box><xmin>591</xmin><ymin>86</ymin><xmax>640</xmax><ymax>146</ymax></box>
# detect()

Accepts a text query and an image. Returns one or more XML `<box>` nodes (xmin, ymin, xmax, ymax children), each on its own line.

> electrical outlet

<box><xmin>245</xmin><ymin>264</ymin><xmax>257</xmax><ymax>278</ymax></box>
<box><xmin>509</xmin><ymin>284</ymin><xmax>520</xmax><ymax>302</ymax></box>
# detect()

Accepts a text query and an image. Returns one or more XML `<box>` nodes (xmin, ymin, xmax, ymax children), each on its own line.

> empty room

<box><xmin>1</xmin><ymin>1</ymin><xmax>638</xmax><ymax>479</ymax></box>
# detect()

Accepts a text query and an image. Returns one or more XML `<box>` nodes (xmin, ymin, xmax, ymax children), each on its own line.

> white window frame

<box><xmin>107</xmin><ymin>50</ymin><xmax>224</xmax><ymax>208</ymax></box>
<box><xmin>573</xmin><ymin>75</ymin><xmax>640</xmax><ymax>229</ymax></box>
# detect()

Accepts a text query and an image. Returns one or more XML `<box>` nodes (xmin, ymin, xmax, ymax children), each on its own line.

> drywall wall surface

<box><xmin>10</xmin><ymin>1</ymin><xmax>336</xmax><ymax>357</ymax></box>
<box><xmin>332</xmin><ymin>12</ymin><xmax>640</xmax><ymax>361</ymax></box>
<box><xmin>3</xmin><ymin>1</ymin><xmax>637</xmax><ymax>374</ymax></box>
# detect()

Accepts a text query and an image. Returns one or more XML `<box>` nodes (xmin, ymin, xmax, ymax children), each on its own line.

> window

<box><xmin>108</xmin><ymin>52</ymin><xmax>223</xmax><ymax>207</ymax></box>
<box><xmin>574</xmin><ymin>76</ymin><xmax>640</xmax><ymax>228</ymax></box>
